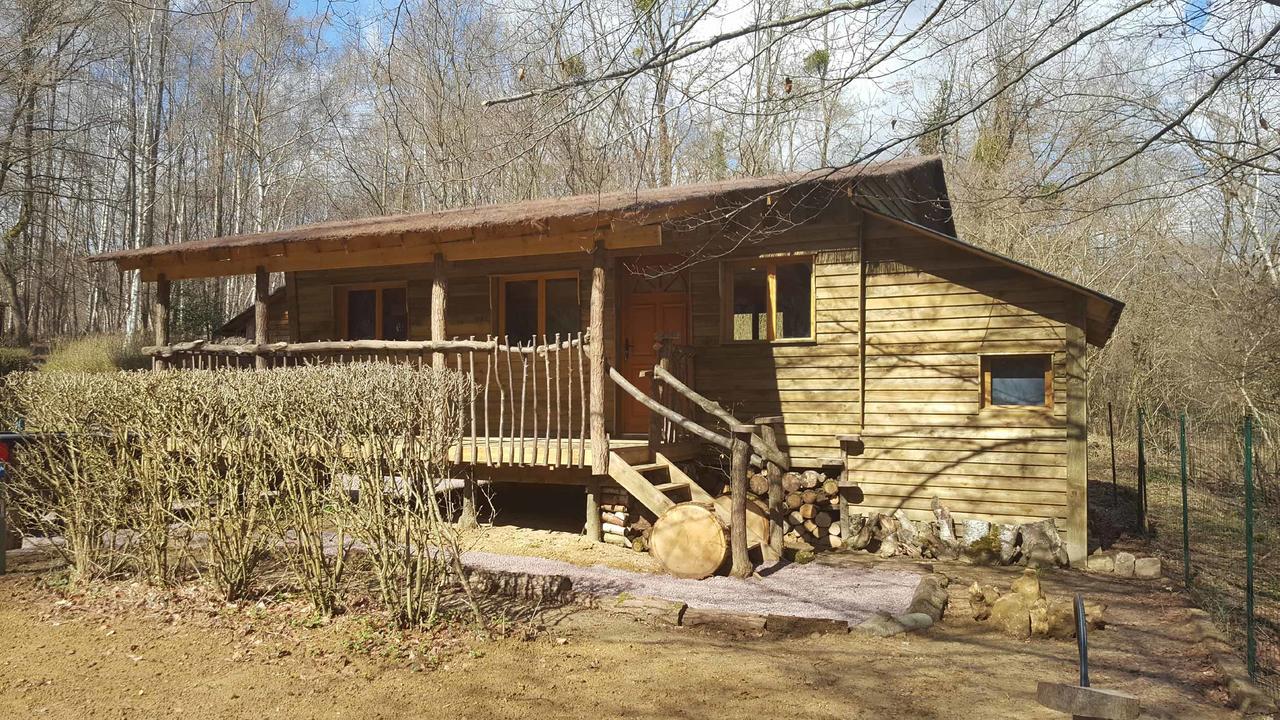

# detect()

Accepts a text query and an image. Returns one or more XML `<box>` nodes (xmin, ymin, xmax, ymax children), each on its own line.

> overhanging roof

<box><xmin>89</xmin><ymin>156</ymin><xmax>953</xmax><ymax>281</ymax></box>
<box><xmin>88</xmin><ymin>154</ymin><xmax>1123</xmax><ymax>347</ymax></box>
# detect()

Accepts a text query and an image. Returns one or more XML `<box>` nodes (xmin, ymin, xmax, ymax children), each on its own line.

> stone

<box><xmin>1084</xmin><ymin>600</ymin><xmax>1108</xmax><ymax>630</ymax></box>
<box><xmin>990</xmin><ymin>593</ymin><xmax>1031</xmax><ymax>639</ymax></box>
<box><xmin>906</xmin><ymin>574</ymin><xmax>950</xmax><ymax>622</ymax></box>
<box><xmin>1045</xmin><ymin>598</ymin><xmax>1077</xmax><ymax>639</ymax></box>
<box><xmin>1134</xmin><ymin>556</ymin><xmax>1162</xmax><ymax>579</ymax></box>
<box><xmin>1113</xmin><ymin>552</ymin><xmax>1136</xmax><ymax>578</ymax></box>
<box><xmin>893</xmin><ymin>612</ymin><xmax>934</xmax><ymax>631</ymax></box>
<box><xmin>959</xmin><ymin>519</ymin><xmax>992</xmax><ymax>546</ymax></box>
<box><xmin>1087</xmin><ymin>552</ymin><xmax>1115</xmax><ymax>573</ymax></box>
<box><xmin>931</xmin><ymin>497</ymin><xmax>956</xmax><ymax>544</ymax></box>
<box><xmin>1029</xmin><ymin>598</ymin><xmax>1051</xmax><ymax>637</ymax></box>
<box><xmin>1010</xmin><ymin>568</ymin><xmax>1044</xmax><ymax>602</ymax></box>
<box><xmin>892</xmin><ymin>509</ymin><xmax>918</xmax><ymax>545</ymax></box>
<box><xmin>877</xmin><ymin>537</ymin><xmax>899</xmax><ymax>558</ymax></box>
<box><xmin>1018</xmin><ymin>518</ymin><xmax>1068</xmax><ymax>569</ymax></box>
<box><xmin>968</xmin><ymin>582</ymin><xmax>1001</xmax><ymax>621</ymax></box>
<box><xmin>998</xmin><ymin>524</ymin><xmax>1020</xmax><ymax>565</ymax></box>
<box><xmin>854</xmin><ymin>611</ymin><xmax>908</xmax><ymax>637</ymax></box>
<box><xmin>764</xmin><ymin>615</ymin><xmax>850</xmax><ymax>636</ymax></box>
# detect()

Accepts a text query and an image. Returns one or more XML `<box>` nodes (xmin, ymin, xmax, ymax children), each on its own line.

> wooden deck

<box><xmin>452</xmin><ymin>437</ymin><xmax>698</xmax><ymax>474</ymax></box>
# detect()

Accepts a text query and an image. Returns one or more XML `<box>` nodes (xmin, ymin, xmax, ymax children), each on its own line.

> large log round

<box><xmin>650</xmin><ymin>502</ymin><xmax>730</xmax><ymax>579</ymax></box>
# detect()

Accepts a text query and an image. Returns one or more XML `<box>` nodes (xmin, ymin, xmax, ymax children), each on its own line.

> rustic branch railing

<box><xmin>144</xmin><ymin>334</ymin><xmax>595</xmax><ymax>468</ymax></box>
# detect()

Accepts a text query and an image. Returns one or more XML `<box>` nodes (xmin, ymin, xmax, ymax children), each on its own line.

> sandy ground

<box><xmin>0</xmin><ymin>529</ymin><xmax>1245</xmax><ymax>720</ymax></box>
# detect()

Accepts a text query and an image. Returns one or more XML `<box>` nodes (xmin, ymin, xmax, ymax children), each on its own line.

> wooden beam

<box><xmin>131</xmin><ymin>224</ymin><xmax>664</xmax><ymax>282</ymax></box>
<box><xmin>285</xmin><ymin>272</ymin><xmax>301</xmax><ymax>341</ymax></box>
<box><xmin>431</xmin><ymin>253</ymin><xmax>448</xmax><ymax>369</ymax></box>
<box><xmin>755</xmin><ymin>416</ymin><xmax>783</xmax><ymax>563</ymax></box>
<box><xmin>254</xmin><ymin>266</ymin><xmax>269</xmax><ymax>370</ymax></box>
<box><xmin>589</xmin><ymin>242</ymin><xmax>609</xmax><ymax>475</ymax></box>
<box><xmin>153</xmin><ymin>273</ymin><xmax>170</xmax><ymax>371</ymax></box>
<box><xmin>1064</xmin><ymin>294</ymin><xmax>1088</xmax><ymax>566</ymax></box>
<box><xmin>585</xmin><ymin>477</ymin><xmax>603</xmax><ymax>542</ymax></box>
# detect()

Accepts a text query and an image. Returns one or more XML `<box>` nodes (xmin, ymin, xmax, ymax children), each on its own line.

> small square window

<box><xmin>982</xmin><ymin>355</ymin><xmax>1052</xmax><ymax>408</ymax></box>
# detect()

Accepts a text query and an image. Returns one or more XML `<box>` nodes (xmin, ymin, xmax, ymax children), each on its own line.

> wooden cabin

<box><xmin>90</xmin><ymin>156</ymin><xmax>1123</xmax><ymax>566</ymax></box>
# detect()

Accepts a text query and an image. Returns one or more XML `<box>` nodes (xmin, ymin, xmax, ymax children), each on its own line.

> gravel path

<box><xmin>461</xmin><ymin>549</ymin><xmax>920</xmax><ymax>623</ymax></box>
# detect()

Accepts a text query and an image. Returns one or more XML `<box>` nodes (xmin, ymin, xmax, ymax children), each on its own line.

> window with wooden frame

<box><xmin>335</xmin><ymin>283</ymin><xmax>408</xmax><ymax>340</ymax></box>
<box><xmin>497</xmin><ymin>271</ymin><xmax>581</xmax><ymax>344</ymax></box>
<box><xmin>722</xmin><ymin>257</ymin><xmax>814</xmax><ymax>342</ymax></box>
<box><xmin>981</xmin><ymin>354</ymin><xmax>1053</xmax><ymax>408</ymax></box>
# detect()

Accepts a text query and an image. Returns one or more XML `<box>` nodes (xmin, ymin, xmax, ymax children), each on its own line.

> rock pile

<box><xmin>969</xmin><ymin>569</ymin><xmax>1106</xmax><ymax>640</ymax></box>
<box><xmin>1086</xmin><ymin>550</ymin><xmax>1163</xmax><ymax>579</ymax></box>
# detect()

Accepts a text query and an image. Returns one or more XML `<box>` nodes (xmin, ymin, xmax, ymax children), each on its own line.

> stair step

<box><xmin>651</xmin><ymin>481</ymin><xmax>689</xmax><ymax>494</ymax></box>
<box><xmin>629</xmin><ymin>462</ymin><xmax>668</xmax><ymax>474</ymax></box>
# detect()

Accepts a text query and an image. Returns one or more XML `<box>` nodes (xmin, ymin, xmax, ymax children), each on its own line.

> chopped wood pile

<box><xmin>764</xmin><ymin>469</ymin><xmax>844</xmax><ymax>550</ymax></box>
<box><xmin>598</xmin><ymin>485</ymin><xmax>650</xmax><ymax>550</ymax></box>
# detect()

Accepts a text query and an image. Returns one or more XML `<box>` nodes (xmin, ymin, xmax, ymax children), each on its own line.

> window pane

<box><xmin>346</xmin><ymin>289</ymin><xmax>377</xmax><ymax>340</ymax></box>
<box><xmin>382</xmin><ymin>287</ymin><xmax>408</xmax><ymax>341</ymax></box>
<box><xmin>731</xmin><ymin>266</ymin><xmax>768</xmax><ymax>340</ymax></box>
<box><xmin>774</xmin><ymin>261</ymin><xmax>812</xmax><ymax>339</ymax></box>
<box><xmin>990</xmin><ymin>356</ymin><xmax>1048</xmax><ymax>406</ymax></box>
<box><xmin>503</xmin><ymin>280</ymin><xmax>539</xmax><ymax>344</ymax></box>
<box><xmin>544</xmin><ymin>277</ymin><xmax>581</xmax><ymax>337</ymax></box>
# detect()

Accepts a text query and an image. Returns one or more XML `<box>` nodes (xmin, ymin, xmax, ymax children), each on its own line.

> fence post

<box><xmin>1243</xmin><ymin>413</ymin><xmax>1256</xmax><ymax>679</ymax></box>
<box><xmin>1179</xmin><ymin>411</ymin><xmax>1190</xmax><ymax>591</ymax></box>
<box><xmin>1137</xmin><ymin>407</ymin><xmax>1148</xmax><ymax>534</ymax></box>
<box><xmin>1108</xmin><ymin>402</ymin><xmax>1118</xmax><ymax>506</ymax></box>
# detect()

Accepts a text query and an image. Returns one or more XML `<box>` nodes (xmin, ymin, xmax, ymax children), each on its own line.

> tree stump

<box><xmin>650</xmin><ymin>502</ymin><xmax>730</xmax><ymax>579</ymax></box>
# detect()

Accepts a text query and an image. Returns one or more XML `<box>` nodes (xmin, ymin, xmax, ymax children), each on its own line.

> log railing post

<box><xmin>153</xmin><ymin>273</ymin><xmax>170</xmax><ymax>371</ymax></box>
<box><xmin>431</xmin><ymin>252</ymin><xmax>448</xmax><ymax>369</ymax></box>
<box><xmin>588</xmin><ymin>243</ymin><xmax>609</xmax><ymax>475</ymax></box>
<box><xmin>647</xmin><ymin>337</ymin><xmax>672</xmax><ymax>453</ymax></box>
<box><xmin>254</xmin><ymin>266</ymin><xmax>269</xmax><ymax>370</ymax></box>
<box><xmin>754</xmin><ymin>415</ymin><xmax>784</xmax><ymax>563</ymax></box>
<box><xmin>729</xmin><ymin>423</ymin><xmax>754</xmax><ymax>578</ymax></box>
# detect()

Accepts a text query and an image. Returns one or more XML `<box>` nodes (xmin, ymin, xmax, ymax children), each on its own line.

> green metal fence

<box><xmin>1137</xmin><ymin>409</ymin><xmax>1278</xmax><ymax>697</ymax></box>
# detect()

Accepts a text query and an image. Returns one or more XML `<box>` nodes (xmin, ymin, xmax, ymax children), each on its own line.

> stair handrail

<box><xmin>651</xmin><ymin>364</ymin><xmax>790</xmax><ymax>471</ymax></box>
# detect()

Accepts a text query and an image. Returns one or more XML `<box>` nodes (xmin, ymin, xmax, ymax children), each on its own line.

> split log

<box><xmin>782</xmin><ymin>473</ymin><xmax>803</xmax><ymax>493</ymax></box>
<box><xmin>649</xmin><ymin>502</ymin><xmax>729</xmax><ymax>579</ymax></box>
<box><xmin>602</xmin><ymin>512</ymin><xmax>627</xmax><ymax>526</ymax></box>
<box><xmin>821</xmin><ymin>479</ymin><xmax>840</xmax><ymax>497</ymax></box>
<box><xmin>785</xmin><ymin>492</ymin><xmax>803</xmax><ymax>510</ymax></box>
<box><xmin>801</xmin><ymin>489</ymin><xmax>820</xmax><ymax>505</ymax></box>
<box><xmin>748</xmin><ymin>473</ymin><xmax>770</xmax><ymax>496</ymax></box>
<box><xmin>829</xmin><ymin>535</ymin><xmax>845</xmax><ymax>549</ymax></box>
<box><xmin>803</xmin><ymin>520</ymin><xmax>821</xmax><ymax>535</ymax></box>
<box><xmin>813</xmin><ymin>511</ymin><xmax>834</xmax><ymax>528</ymax></box>
<box><xmin>602</xmin><ymin>522</ymin><xmax>627</xmax><ymax>536</ymax></box>
<box><xmin>602</xmin><ymin>533</ymin><xmax>633</xmax><ymax>549</ymax></box>
<box><xmin>800</xmin><ymin>470</ymin><xmax>821</xmax><ymax>489</ymax></box>
<box><xmin>799</xmin><ymin>503</ymin><xmax>818</xmax><ymax>520</ymax></box>
<box><xmin>786</xmin><ymin>510</ymin><xmax>804</xmax><ymax>526</ymax></box>
<box><xmin>828</xmin><ymin>523</ymin><xmax>841</xmax><ymax>537</ymax></box>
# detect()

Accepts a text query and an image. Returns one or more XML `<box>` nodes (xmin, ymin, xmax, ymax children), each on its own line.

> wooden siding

<box><xmin>848</xmin><ymin>215</ymin><xmax>1081</xmax><ymax>558</ymax></box>
<box><xmin>685</xmin><ymin>219</ymin><xmax>863</xmax><ymax>468</ymax></box>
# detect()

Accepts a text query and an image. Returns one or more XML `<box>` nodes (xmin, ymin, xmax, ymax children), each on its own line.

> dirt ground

<box><xmin>0</xmin><ymin>531</ymin><xmax>1244</xmax><ymax>720</ymax></box>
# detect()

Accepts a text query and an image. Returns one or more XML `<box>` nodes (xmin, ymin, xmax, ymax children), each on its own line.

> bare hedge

<box><xmin>0</xmin><ymin>364</ymin><xmax>476</xmax><ymax>626</ymax></box>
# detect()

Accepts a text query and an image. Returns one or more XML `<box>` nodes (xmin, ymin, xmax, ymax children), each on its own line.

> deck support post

<box><xmin>1065</xmin><ymin>295</ymin><xmax>1089</xmax><ymax>566</ymax></box>
<box><xmin>585</xmin><ymin>477</ymin><xmax>603</xmax><ymax>542</ymax></box>
<box><xmin>754</xmin><ymin>416</ymin><xmax>784</xmax><ymax>563</ymax></box>
<box><xmin>431</xmin><ymin>252</ymin><xmax>448</xmax><ymax>369</ymax></box>
<box><xmin>729</xmin><ymin>424</ymin><xmax>754</xmax><ymax>578</ymax></box>
<box><xmin>153</xmin><ymin>273</ymin><xmax>170</xmax><ymax>370</ymax></box>
<box><xmin>588</xmin><ymin>242</ymin><xmax>609</xmax><ymax>475</ymax></box>
<box><xmin>254</xmin><ymin>266</ymin><xmax>269</xmax><ymax>370</ymax></box>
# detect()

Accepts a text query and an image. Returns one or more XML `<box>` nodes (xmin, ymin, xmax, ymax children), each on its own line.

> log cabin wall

<box><xmin>850</xmin><ymin>213</ymin><xmax>1085</xmax><ymax>563</ymax></box>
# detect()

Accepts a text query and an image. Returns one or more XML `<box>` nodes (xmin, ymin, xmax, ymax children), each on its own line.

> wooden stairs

<box><xmin>607</xmin><ymin>448</ymin><xmax>764</xmax><ymax>551</ymax></box>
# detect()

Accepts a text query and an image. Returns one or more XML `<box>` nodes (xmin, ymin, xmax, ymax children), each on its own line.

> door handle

<box><xmin>624</xmin><ymin>339</ymin><xmax>632</xmax><ymax>360</ymax></box>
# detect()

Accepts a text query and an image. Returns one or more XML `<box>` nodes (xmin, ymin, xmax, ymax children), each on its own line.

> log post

<box><xmin>431</xmin><ymin>252</ymin><xmax>448</xmax><ymax>369</ymax></box>
<box><xmin>588</xmin><ymin>243</ymin><xmax>609</xmax><ymax>475</ymax></box>
<box><xmin>754</xmin><ymin>415</ymin><xmax>784</xmax><ymax>562</ymax></box>
<box><xmin>254</xmin><ymin>266</ymin><xmax>269</xmax><ymax>370</ymax></box>
<box><xmin>153</xmin><ymin>273</ymin><xmax>170</xmax><ymax>371</ymax></box>
<box><xmin>585</xmin><ymin>477</ymin><xmax>603</xmax><ymax>542</ymax></box>
<box><xmin>648</xmin><ymin>338</ymin><xmax>672</xmax><ymax>453</ymax></box>
<box><xmin>729</xmin><ymin>423</ymin><xmax>754</xmax><ymax>578</ymax></box>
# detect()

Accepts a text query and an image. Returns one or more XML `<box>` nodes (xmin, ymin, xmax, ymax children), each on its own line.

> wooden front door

<box><xmin>619</xmin><ymin>264</ymin><xmax>689</xmax><ymax>435</ymax></box>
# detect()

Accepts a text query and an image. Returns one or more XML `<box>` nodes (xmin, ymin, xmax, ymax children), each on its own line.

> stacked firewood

<box><xmin>734</xmin><ymin>469</ymin><xmax>844</xmax><ymax>550</ymax></box>
<box><xmin>597</xmin><ymin>486</ymin><xmax>653</xmax><ymax>550</ymax></box>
